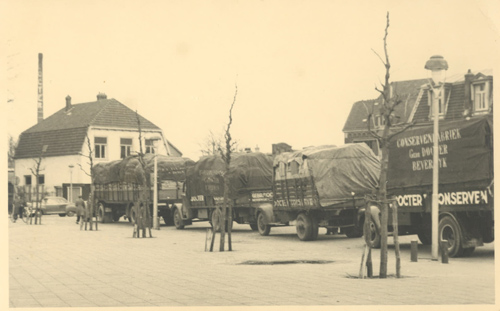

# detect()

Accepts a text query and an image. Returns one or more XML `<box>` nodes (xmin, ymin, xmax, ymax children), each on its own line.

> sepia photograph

<box><xmin>3</xmin><ymin>0</ymin><xmax>499</xmax><ymax>310</ymax></box>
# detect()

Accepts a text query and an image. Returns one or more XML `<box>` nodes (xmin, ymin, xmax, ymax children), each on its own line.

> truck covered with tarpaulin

<box><xmin>383</xmin><ymin>115</ymin><xmax>493</xmax><ymax>257</ymax></box>
<box><xmin>92</xmin><ymin>154</ymin><xmax>195</xmax><ymax>224</ymax></box>
<box><xmin>256</xmin><ymin>144</ymin><xmax>381</xmax><ymax>241</ymax></box>
<box><xmin>177</xmin><ymin>152</ymin><xmax>274</xmax><ymax>230</ymax></box>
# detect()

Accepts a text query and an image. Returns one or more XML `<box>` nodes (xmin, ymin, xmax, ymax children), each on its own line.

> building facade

<box><xmin>14</xmin><ymin>93</ymin><xmax>182</xmax><ymax>202</ymax></box>
<box><xmin>343</xmin><ymin>70</ymin><xmax>493</xmax><ymax>155</ymax></box>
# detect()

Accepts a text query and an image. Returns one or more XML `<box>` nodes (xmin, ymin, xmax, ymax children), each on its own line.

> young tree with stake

<box><xmin>364</xmin><ymin>12</ymin><xmax>413</xmax><ymax>278</ymax></box>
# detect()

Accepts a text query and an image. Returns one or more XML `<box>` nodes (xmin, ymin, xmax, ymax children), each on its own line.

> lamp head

<box><xmin>425</xmin><ymin>55</ymin><xmax>448</xmax><ymax>84</ymax></box>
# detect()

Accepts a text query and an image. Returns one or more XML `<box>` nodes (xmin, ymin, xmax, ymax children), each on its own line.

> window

<box><xmin>120</xmin><ymin>138</ymin><xmax>132</xmax><ymax>159</ymax></box>
<box><xmin>38</xmin><ymin>175</ymin><xmax>45</xmax><ymax>185</ymax></box>
<box><xmin>473</xmin><ymin>82</ymin><xmax>489</xmax><ymax>112</ymax></box>
<box><xmin>94</xmin><ymin>137</ymin><xmax>107</xmax><ymax>159</ymax></box>
<box><xmin>428</xmin><ymin>88</ymin><xmax>446</xmax><ymax>120</ymax></box>
<box><xmin>375</xmin><ymin>115</ymin><xmax>386</xmax><ymax>128</ymax></box>
<box><xmin>145</xmin><ymin>139</ymin><xmax>155</xmax><ymax>154</ymax></box>
<box><xmin>24</xmin><ymin>175</ymin><xmax>32</xmax><ymax>186</ymax></box>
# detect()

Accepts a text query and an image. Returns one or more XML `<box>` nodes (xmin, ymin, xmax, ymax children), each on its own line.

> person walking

<box><xmin>12</xmin><ymin>194</ymin><xmax>24</xmax><ymax>222</ymax></box>
<box><xmin>75</xmin><ymin>195</ymin><xmax>85</xmax><ymax>224</ymax></box>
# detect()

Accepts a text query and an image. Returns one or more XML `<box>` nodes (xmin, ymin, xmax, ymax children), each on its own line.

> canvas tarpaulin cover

<box><xmin>273</xmin><ymin>144</ymin><xmax>380</xmax><ymax>206</ymax></box>
<box><xmin>187</xmin><ymin>152</ymin><xmax>273</xmax><ymax>198</ymax></box>
<box><xmin>92</xmin><ymin>154</ymin><xmax>195</xmax><ymax>184</ymax></box>
<box><xmin>387</xmin><ymin>115</ymin><xmax>493</xmax><ymax>189</ymax></box>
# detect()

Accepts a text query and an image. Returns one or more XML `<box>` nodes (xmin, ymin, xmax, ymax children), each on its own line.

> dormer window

<box><xmin>472</xmin><ymin>81</ymin><xmax>490</xmax><ymax>113</ymax></box>
<box><xmin>374</xmin><ymin>115</ymin><xmax>386</xmax><ymax>128</ymax></box>
<box><xmin>427</xmin><ymin>87</ymin><xmax>448</xmax><ymax>120</ymax></box>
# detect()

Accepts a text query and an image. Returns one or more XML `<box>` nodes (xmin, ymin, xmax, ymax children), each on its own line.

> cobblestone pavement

<box><xmin>8</xmin><ymin>214</ymin><xmax>496</xmax><ymax>309</ymax></box>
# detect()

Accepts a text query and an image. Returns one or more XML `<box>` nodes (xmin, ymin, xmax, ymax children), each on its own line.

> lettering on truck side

<box><xmin>251</xmin><ymin>191</ymin><xmax>273</xmax><ymax>202</ymax></box>
<box><xmin>274</xmin><ymin>198</ymin><xmax>314</xmax><ymax>207</ymax></box>
<box><xmin>396</xmin><ymin>190</ymin><xmax>489</xmax><ymax>207</ymax></box>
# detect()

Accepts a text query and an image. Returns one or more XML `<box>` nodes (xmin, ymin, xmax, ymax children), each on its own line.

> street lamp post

<box><xmin>69</xmin><ymin>164</ymin><xmax>74</xmax><ymax>203</ymax></box>
<box><xmin>151</xmin><ymin>137</ymin><xmax>162</xmax><ymax>230</ymax></box>
<box><xmin>424</xmin><ymin>55</ymin><xmax>448</xmax><ymax>261</ymax></box>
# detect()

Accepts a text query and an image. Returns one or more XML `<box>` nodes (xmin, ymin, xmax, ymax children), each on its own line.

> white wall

<box><xmin>87</xmin><ymin>127</ymin><xmax>168</xmax><ymax>164</ymax></box>
<box><xmin>14</xmin><ymin>127</ymin><xmax>170</xmax><ymax>196</ymax></box>
<box><xmin>14</xmin><ymin>154</ymin><xmax>89</xmax><ymax>195</ymax></box>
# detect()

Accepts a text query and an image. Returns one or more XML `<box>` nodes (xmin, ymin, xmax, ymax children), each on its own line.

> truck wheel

<box><xmin>129</xmin><ymin>207</ymin><xmax>137</xmax><ymax>224</ymax></box>
<box><xmin>162</xmin><ymin>215</ymin><xmax>174</xmax><ymax>226</ymax></box>
<box><xmin>97</xmin><ymin>203</ymin><xmax>112</xmax><ymax>223</ymax></box>
<box><xmin>296</xmin><ymin>213</ymin><xmax>315</xmax><ymax>241</ymax></box>
<box><xmin>439</xmin><ymin>216</ymin><xmax>464</xmax><ymax>257</ymax></box>
<box><xmin>257</xmin><ymin>212</ymin><xmax>271</xmax><ymax>236</ymax></box>
<box><xmin>365</xmin><ymin>217</ymin><xmax>381</xmax><ymax>248</ymax></box>
<box><xmin>173</xmin><ymin>208</ymin><xmax>185</xmax><ymax>229</ymax></box>
<box><xmin>344</xmin><ymin>226</ymin><xmax>363</xmax><ymax>238</ymax></box>
<box><xmin>249</xmin><ymin>223</ymin><xmax>258</xmax><ymax>231</ymax></box>
<box><xmin>97</xmin><ymin>204</ymin><xmax>105</xmax><ymax>223</ymax></box>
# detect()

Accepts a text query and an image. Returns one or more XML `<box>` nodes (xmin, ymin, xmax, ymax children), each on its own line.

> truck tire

<box><xmin>257</xmin><ymin>212</ymin><xmax>271</xmax><ymax>236</ymax></box>
<box><xmin>173</xmin><ymin>208</ymin><xmax>185</xmax><ymax>229</ymax></box>
<box><xmin>97</xmin><ymin>204</ymin><xmax>105</xmax><ymax>223</ymax></box>
<box><xmin>162</xmin><ymin>215</ymin><xmax>174</xmax><ymax>226</ymax></box>
<box><xmin>365</xmin><ymin>217</ymin><xmax>381</xmax><ymax>248</ymax></box>
<box><xmin>439</xmin><ymin>215</ymin><xmax>464</xmax><ymax>257</ymax></box>
<box><xmin>249</xmin><ymin>223</ymin><xmax>258</xmax><ymax>231</ymax></box>
<box><xmin>97</xmin><ymin>203</ymin><xmax>113</xmax><ymax>223</ymax></box>
<box><xmin>296</xmin><ymin>213</ymin><xmax>316</xmax><ymax>241</ymax></box>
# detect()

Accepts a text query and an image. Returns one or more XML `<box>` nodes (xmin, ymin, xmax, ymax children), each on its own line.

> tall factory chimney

<box><xmin>37</xmin><ymin>53</ymin><xmax>43</xmax><ymax>123</ymax></box>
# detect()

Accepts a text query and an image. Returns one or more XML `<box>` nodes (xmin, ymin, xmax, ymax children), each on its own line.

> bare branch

<box><xmin>78</xmin><ymin>163</ymin><xmax>91</xmax><ymax>177</ymax></box>
<box><xmin>387</xmin><ymin>122</ymin><xmax>415</xmax><ymax>141</ymax></box>
<box><xmin>371</xmin><ymin>48</ymin><xmax>386</xmax><ymax>66</ymax></box>
<box><xmin>223</xmin><ymin>84</ymin><xmax>238</xmax><ymax>165</ymax></box>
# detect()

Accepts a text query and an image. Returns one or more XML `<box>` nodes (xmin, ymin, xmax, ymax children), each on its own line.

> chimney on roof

<box><xmin>97</xmin><ymin>92</ymin><xmax>107</xmax><ymax>100</ymax></box>
<box><xmin>464</xmin><ymin>69</ymin><xmax>474</xmax><ymax>115</ymax></box>
<box><xmin>65</xmin><ymin>95</ymin><xmax>72</xmax><ymax>111</ymax></box>
<box><xmin>37</xmin><ymin>53</ymin><xmax>43</xmax><ymax>123</ymax></box>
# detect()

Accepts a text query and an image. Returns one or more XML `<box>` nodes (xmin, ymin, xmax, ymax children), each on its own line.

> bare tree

<box><xmin>29</xmin><ymin>145</ymin><xmax>46</xmax><ymax>225</ymax></box>
<box><xmin>78</xmin><ymin>135</ymin><xmax>98</xmax><ymax>231</ymax></box>
<box><xmin>364</xmin><ymin>12</ymin><xmax>411</xmax><ymax>278</ymax></box>
<box><xmin>199</xmin><ymin>130</ymin><xmax>240</xmax><ymax>157</ymax></box>
<box><xmin>208</xmin><ymin>85</ymin><xmax>239</xmax><ymax>252</ymax></box>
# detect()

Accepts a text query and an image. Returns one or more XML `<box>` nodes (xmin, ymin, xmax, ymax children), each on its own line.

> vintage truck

<box><xmin>378</xmin><ymin>115</ymin><xmax>494</xmax><ymax>257</ymax></box>
<box><xmin>256</xmin><ymin>144</ymin><xmax>381</xmax><ymax>241</ymax></box>
<box><xmin>175</xmin><ymin>152</ymin><xmax>274</xmax><ymax>230</ymax></box>
<box><xmin>92</xmin><ymin>154</ymin><xmax>195</xmax><ymax>224</ymax></box>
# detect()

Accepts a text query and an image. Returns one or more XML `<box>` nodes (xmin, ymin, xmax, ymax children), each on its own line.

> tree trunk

<box><xmin>378</xmin><ymin>138</ymin><xmax>390</xmax><ymax>278</ymax></box>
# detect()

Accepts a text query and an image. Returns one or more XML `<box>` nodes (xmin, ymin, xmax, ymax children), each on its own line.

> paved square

<box><xmin>8</xmin><ymin>215</ymin><xmax>495</xmax><ymax>308</ymax></box>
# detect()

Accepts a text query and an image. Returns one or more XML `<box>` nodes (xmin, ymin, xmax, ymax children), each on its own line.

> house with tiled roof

<box><xmin>343</xmin><ymin>70</ymin><xmax>493</xmax><ymax>155</ymax></box>
<box><xmin>14</xmin><ymin>93</ymin><xmax>182</xmax><ymax>202</ymax></box>
<box><xmin>411</xmin><ymin>69</ymin><xmax>493</xmax><ymax>123</ymax></box>
<box><xmin>343</xmin><ymin>79</ymin><xmax>428</xmax><ymax>155</ymax></box>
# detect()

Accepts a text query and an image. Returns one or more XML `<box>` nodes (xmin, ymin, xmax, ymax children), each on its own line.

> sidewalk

<box><xmin>8</xmin><ymin>215</ymin><xmax>496</xmax><ymax>308</ymax></box>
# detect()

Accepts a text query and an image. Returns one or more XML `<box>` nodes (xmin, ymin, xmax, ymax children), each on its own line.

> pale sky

<box><xmin>3</xmin><ymin>0</ymin><xmax>499</xmax><ymax>160</ymax></box>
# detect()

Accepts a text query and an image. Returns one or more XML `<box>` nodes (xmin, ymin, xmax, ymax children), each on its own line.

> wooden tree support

<box><xmin>208</xmin><ymin>207</ymin><xmax>232</xmax><ymax>252</ymax></box>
